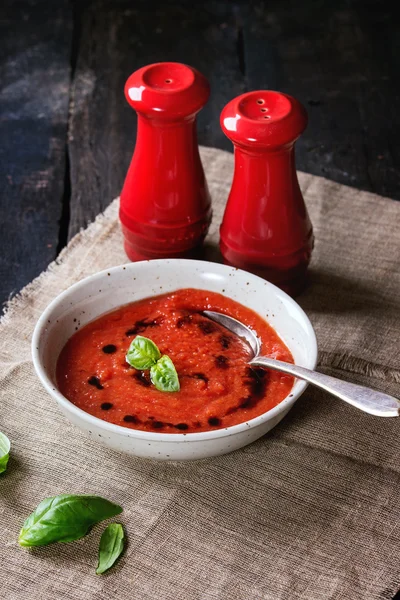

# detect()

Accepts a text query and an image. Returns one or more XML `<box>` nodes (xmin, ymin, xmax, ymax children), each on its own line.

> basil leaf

<box><xmin>0</xmin><ymin>431</ymin><xmax>10</xmax><ymax>474</ymax></box>
<box><xmin>126</xmin><ymin>335</ymin><xmax>161</xmax><ymax>369</ymax></box>
<box><xmin>96</xmin><ymin>523</ymin><xmax>125</xmax><ymax>574</ymax></box>
<box><xmin>18</xmin><ymin>494</ymin><xmax>122</xmax><ymax>547</ymax></box>
<box><xmin>150</xmin><ymin>355</ymin><xmax>180</xmax><ymax>392</ymax></box>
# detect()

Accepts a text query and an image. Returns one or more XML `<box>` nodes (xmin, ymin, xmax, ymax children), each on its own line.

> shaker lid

<box><xmin>220</xmin><ymin>90</ymin><xmax>307</xmax><ymax>149</ymax></box>
<box><xmin>125</xmin><ymin>62</ymin><xmax>210</xmax><ymax>120</ymax></box>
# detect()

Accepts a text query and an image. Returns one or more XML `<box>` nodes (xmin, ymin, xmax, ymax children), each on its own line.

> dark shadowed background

<box><xmin>1</xmin><ymin>0</ymin><xmax>399</xmax><ymax>311</ymax></box>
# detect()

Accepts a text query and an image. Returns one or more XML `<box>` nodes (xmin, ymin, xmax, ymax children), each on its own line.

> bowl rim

<box><xmin>32</xmin><ymin>259</ymin><xmax>318</xmax><ymax>442</ymax></box>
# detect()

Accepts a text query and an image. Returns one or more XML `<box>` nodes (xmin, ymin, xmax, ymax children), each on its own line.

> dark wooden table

<box><xmin>1</xmin><ymin>1</ymin><xmax>399</xmax><ymax>596</ymax></box>
<box><xmin>1</xmin><ymin>0</ymin><xmax>399</xmax><ymax>311</ymax></box>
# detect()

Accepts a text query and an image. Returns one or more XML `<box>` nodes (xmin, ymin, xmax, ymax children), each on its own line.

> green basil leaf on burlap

<box><xmin>126</xmin><ymin>335</ymin><xmax>161</xmax><ymax>369</ymax></box>
<box><xmin>18</xmin><ymin>494</ymin><xmax>122</xmax><ymax>547</ymax></box>
<box><xmin>96</xmin><ymin>523</ymin><xmax>125</xmax><ymax>574</ymax></box>
<box><xmin>150</xmin><ymin>355</ymin><xmax>180</xmax><ymax>392</ymax></box>
<box><xmin>0</xmin><ymin>431</ymin><xmax>10</xmax><ymax>474</ymax></box>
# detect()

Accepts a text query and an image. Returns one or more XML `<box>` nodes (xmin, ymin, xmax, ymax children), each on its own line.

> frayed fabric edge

<box><xmin>0</xmin><ymin>198</ymin><xmax>120</xmax><ymax>327</ymax></box>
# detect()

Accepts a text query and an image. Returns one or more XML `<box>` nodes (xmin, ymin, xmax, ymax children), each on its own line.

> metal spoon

<box><xmin>203</xmin><ymin>310</ymin><xmax>400</xmax><ymax>417</ymax></box>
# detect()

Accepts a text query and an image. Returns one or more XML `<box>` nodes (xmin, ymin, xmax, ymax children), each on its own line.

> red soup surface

<box><xmin>57</xmin><ymin>289</ymin><xmax>294</xmax><ymax>433</ymax></box>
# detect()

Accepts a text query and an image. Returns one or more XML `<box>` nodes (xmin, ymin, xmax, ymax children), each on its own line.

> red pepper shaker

<box><xmin>120</xmin><ymin>63</ymin><xmax>212</xmax><ymax>260</ymax></box>
<box><xmin>220</xmin><ymin>91</ymin><xmax>314</xmax><ymax>295</ymax></box>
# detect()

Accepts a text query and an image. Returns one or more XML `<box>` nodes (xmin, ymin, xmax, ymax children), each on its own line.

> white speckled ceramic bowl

<box><xmin>32</xmin><ymin>259</ymin><xmax>317</xmax><ymax>461</ymax></box>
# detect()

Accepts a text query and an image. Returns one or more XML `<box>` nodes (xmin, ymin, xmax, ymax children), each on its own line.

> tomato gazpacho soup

<box><xmin>57</xmin><ymin>289</ymin><xmax>294</xmax><ymax>433</ymax></box>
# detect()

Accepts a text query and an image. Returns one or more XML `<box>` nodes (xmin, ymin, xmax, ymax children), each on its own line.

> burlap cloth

<box><xmin>1</xmin><ymin>147</ymin><xmax>399</xmax><ymax>600</ymax></box>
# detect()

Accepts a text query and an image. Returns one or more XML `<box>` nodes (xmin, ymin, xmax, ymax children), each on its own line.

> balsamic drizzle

<box><xmin>215</xmin><ymin>355</ymin><xmax>229</xmax><ymax>369</ymax></box>
<box><xmin>197</xmin><ymin>320</ymin><xmax>216</xmax><ymax>335</ymax></box>
<box><xmin>219</xmin><ymin>334</ymin><xmax>232</xmax><ymax>349</ymax></box>
<box><xmin>188</xmin><ymin>372</ymin><xmax>209</xmax><ymax>384</ymax></box>
<box><xmin>208</xmin><ymin>417</ymin><xmax>221</xmax><ymax>427</ymax></box>
<box><xmin>225</xmin><ymin>367</ymin><xmax>269</xmax><ymax>415</ymax></box>
<box><xmin>88</xmin><ymin>376</ymin><xmax>103</xmax><ymax>390</ymax></box>
<box><xmin>175</xmin><ymin>423</ymin><xmax>189</xmax><ymax>430</ymax></box>
<box><xmin>101</xmin><ymin>402</ymin><xmax>113</xmax><ymax>410</ymax></box>
<box><xmin>176</xmin><ymin>314</ymin><xmax>193</xmax><ymax>328</ymax></box>
<box><xmin>125</xmin><ymin>316</ymin><xmax>163</xmax><ymax>337</ymax></box>
<box><xmin>123</xmin><ymin>415</ymin><xmax>139</xmax><ymax>424</ymax></box>
<box><xmin>102</xmin><ymin>344</ymin><xmax>117</xmax><ymax>354</ymax></box>
<box><xmin>95</xmin><ymin>307</ymin><xmax>270</xmax><ymax>432</ymax></box>
<box><xmin>132</xmin><ymin>370</ymin><xmax>152</xmax><ymax>387</ymax></box>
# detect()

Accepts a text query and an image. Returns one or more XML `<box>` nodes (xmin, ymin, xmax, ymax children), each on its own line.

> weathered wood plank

<box><xmin>352</xmin><ymin>2</ymin><xmax>400</xmax><ymax>199</ymax></box>
<box><xmin>68</xmin><ymin>0</ymin><xmax>245</xmax><ymax>238</ymax></box>
<box><xmin>1</xmin><ymin>0</ymin><xmax>399</xmax><ymax>316</ymax></box>
<box><xmin>241</xmin><ymin>0</ymin><xmax>400</xmax><ymax>199</ymax></box>
<box><xmin>0</xmin><ymin>0</ymin><xmax>72</xmax><ymax>310</ymax></box>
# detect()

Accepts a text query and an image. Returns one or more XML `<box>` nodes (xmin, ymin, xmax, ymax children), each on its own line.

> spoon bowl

<box><xmin>204</xmin><ymin>310</ymin><xmax>400</xmax><ymax>418</ymax></box>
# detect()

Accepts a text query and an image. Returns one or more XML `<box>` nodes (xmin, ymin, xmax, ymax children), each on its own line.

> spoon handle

<box><xmin>249</xmin><ymin>356</ymin><xmax>400</xmax><ymax>417</ymax></box>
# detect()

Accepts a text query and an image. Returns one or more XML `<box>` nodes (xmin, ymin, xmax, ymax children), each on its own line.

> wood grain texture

<box><xmin>67</xmin><ymin>0</ymin><xmax>245</xmax><ymax>238</ymax></box>
<box><xmin>1</xmin><ymin>0</ymin><xmax>400</xmax><ymax>321</ymax></box>
<box><xmin>0</xmin><ymin>0</ymin><xmax>72</xmax><ymax>309</ymax></box>
<box><xmin>241</xmin><ymin>0</ymin><xmax>400</xmax><ymax>197</ymax></box>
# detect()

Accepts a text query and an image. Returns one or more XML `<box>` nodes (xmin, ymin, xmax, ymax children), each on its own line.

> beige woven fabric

<box><xmin>1</xmin><ymin>146</ymin><xmax>399</xmax><ymax>600</ymax></box>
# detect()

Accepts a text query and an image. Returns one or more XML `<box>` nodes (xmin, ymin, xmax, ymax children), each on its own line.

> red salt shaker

<box><xmin>120</xmin><ymin>63</ymin><xmax>212</xmax><ymax>260</ymax></box>
<box><xmin>220</xmin><ymin>91</ymin><xmax>314</xmax><ymax>295</ymax></box>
